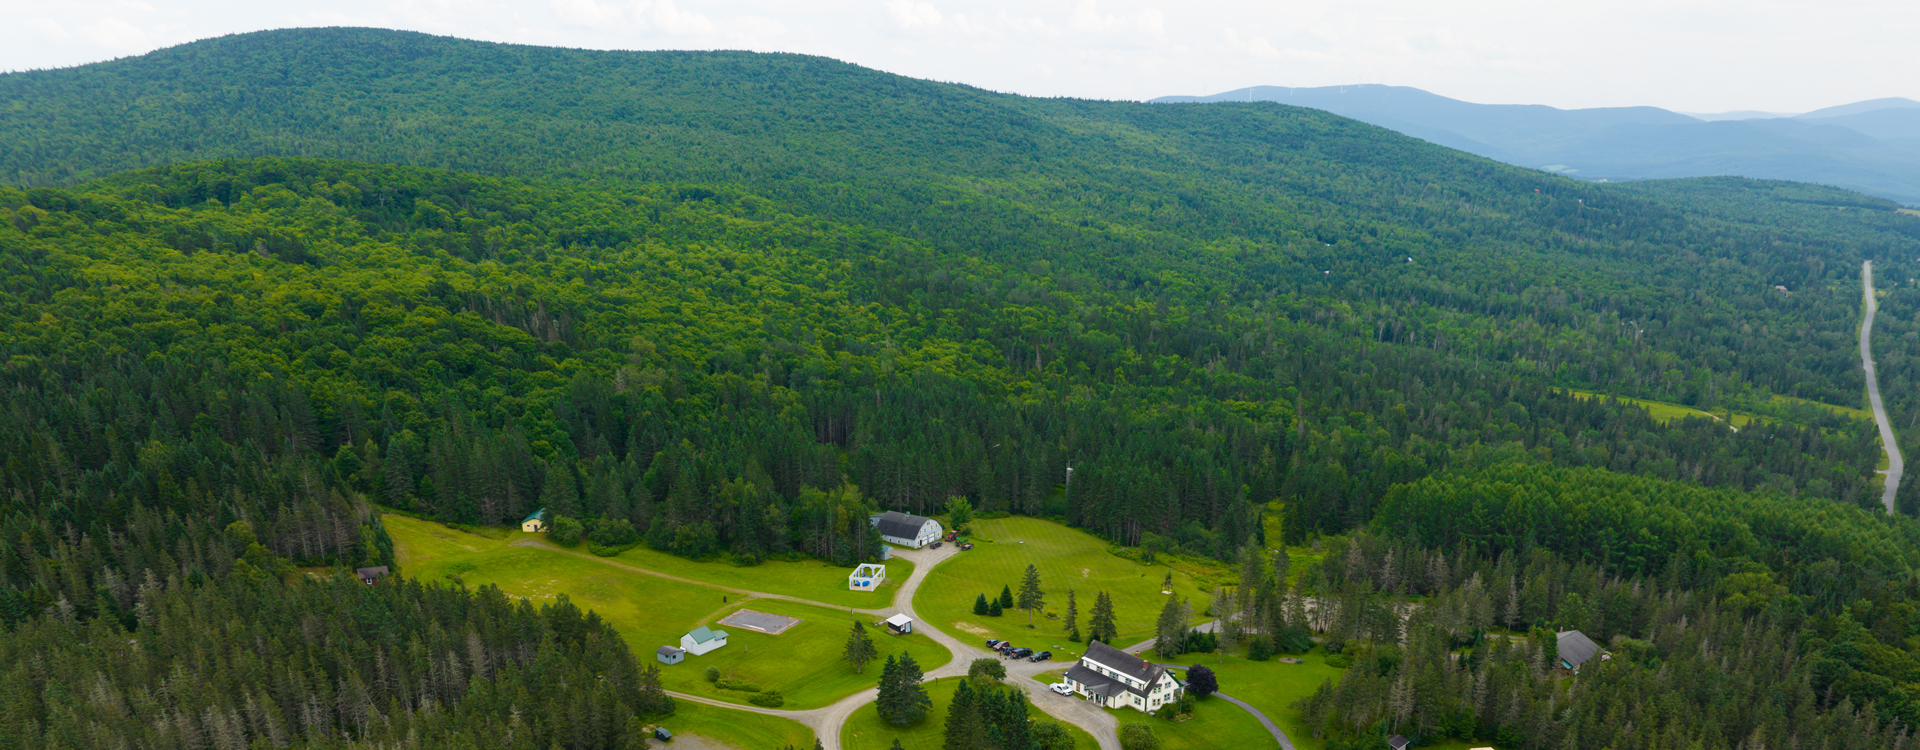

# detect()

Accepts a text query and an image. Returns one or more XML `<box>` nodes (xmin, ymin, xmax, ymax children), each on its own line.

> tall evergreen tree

<box><xmin>844</xmin><ymin>620</ymin><xmax>878</xmax><ymax>674</ymax></box>
<box><xmin>876</xmin><ymin>653</ymin><xmax>931</xmax><ymax>727</ymax></box>
<box><xmin>1155</xmin><ymin>597</ymin><xmax>1189</xmax><ymax>658</ymax></box>
<box><xmin>1089</xmin><ymin>591</ymin><xmax>1118</xmax><ymax>644</ymax></box>
<box><xmin>974</xmin><ymin>593</ymin><xmax>991</xmax><ymax>616</ymax></box>
<box><xmin>1018</xmin><ymin>564</ymin><xmax>1046</xmax><ymax>626</ymax></box>
<box><xmin>999</xmin><ymin>584</ymin><xmax>1015</xmax><ymax>610</ymax></box>
<box><xmin>1064</xmin><ymin>588</ymin><xmax>1081</xmax><ymax>642</ymax></box>
<box><xmin>943</xmin><ymin>679</ymin><xmax>984</xmax><ymax>750</ymax></box>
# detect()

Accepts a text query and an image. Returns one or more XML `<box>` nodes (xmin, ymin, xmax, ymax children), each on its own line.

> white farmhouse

<box><xmin>1061</xmin><ymin>641</ymin><xmax>1184</xmax><ymax>713</ymax></box>
<box><xmin>872</xmin><ymin>511</ymin><xmax>942</xmax><ymax>549</ymax></box>
<box><xmin>679</xmin><ymin>625</ymin><xmax>730</xmax><ymax>656</ymax></box>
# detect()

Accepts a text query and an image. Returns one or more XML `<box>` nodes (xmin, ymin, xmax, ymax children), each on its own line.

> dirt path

<box><xmin>1863</xmin><ymin>260</ymin><xmax>1906</xmax><ymax>511</ymax></box>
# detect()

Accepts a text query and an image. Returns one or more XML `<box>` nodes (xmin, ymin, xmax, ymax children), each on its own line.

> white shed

<box><xmin>885</xmin><ymin>613</ymin><xmax>914</xmax><ymax>635</ymax></box>
<box><xmin>680</xmin><ymin>625</ymin><xmax>730</xmax><ymax>656</ymax></box>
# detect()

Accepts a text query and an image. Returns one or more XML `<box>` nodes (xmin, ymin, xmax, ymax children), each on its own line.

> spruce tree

<box><xmin>1018</xmin><ymin>564</ymin><xmax>1045</xmax><ymax>626</ymax></box>
<box><xmin>1155</xmin><ymin>597</ymin><xmax>1189</xmax><ymax>659</ymax></box>
<box><xmin>845</xmin><ymin>620</ymin><xmax>877</xmax><ymax>674</ymax></box>
<box><xmin>989</xmin><ymin>599</ymin><xmax>1003</xmax><ymax>617</ymax></box>
<box><xmin>1089</xmin><ymin>591</ymin><xmax>1118</xmax><ymax>644</ymax></box>
<box><xmin>1064</xmin><ymin>588</ymin><xmax>1080</xmax><ymax>642</ymax></box>
<box><xmin>943</xmin><ymin>678</ymin><xmax>983</xmax><ymax>750</ymax></box>
<box><xmin>876</xmin><ymin>653</ymin><xmax>931</xmax><ymax>727</ymax></box>
<box><xmin>974</xmin><ymin>593</ymin><xmax>990</xmax><ymax>616</ymax></box>
<box><xmin>999</xmin><ymin>584</ymin><xmax>1015</xmax><ymax>609</ymax></box>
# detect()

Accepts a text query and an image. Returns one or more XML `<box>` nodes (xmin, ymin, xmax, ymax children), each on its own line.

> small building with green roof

<box><xmin>520</xmin><ymin>509</ymin><xmax>548</xmax><ymax>533</ymax></box>
<box><xmin>680</xmin><ymin>625</ymin><xmax>730</xmax><ymax>656</ymax></box>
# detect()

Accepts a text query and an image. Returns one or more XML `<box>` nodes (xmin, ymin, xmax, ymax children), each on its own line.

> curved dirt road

<box><xmin>1863</xmin><ymin>260</ymin><xmax>1906</xmax><ymax>512</ymax></box>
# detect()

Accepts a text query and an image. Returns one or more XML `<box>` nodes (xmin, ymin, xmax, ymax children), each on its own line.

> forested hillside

<box><xmin>7</xmin><ymin>27</ymin><xmax>1920</xmax><ymax>750</ymax></box>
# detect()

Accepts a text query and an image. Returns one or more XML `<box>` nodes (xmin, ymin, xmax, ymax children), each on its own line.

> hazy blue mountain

<box><xmin>1153</xmin><ymin>85</ymin><xmax>1920</xmax><ymax>205</ymax></box>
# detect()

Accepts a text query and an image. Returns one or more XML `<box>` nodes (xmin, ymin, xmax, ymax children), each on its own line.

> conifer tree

<box><xmin>989</xmin><ymin>599</ymin><xmax>1003</xmax><ymax>617</ymax></box>
<box><xmin>1064</xmin><ymin>588</ymin><xmax>1081</xmax><ymax>642</ymax></box>
<box><xmin>943</xmin><ymin>678</ymin><xmax>983</xmax><ymax>750</ymax></box>
<box><xmin>844</xmin><ymin>620</ymin><xmax>877</xmax><ymax>674</ymax></box>
<box><xmin>1018</xmin><ymin>564</ymin><xmax>1045</xmax><ymax>626</ymax></box>
<box><xmin>974</xmin><ymin>593</ymin><xmax>991</xmax><ymax>616</ymax></box>
<box><xmin>1155</xmin><ymin>597</ymin><xmax>1189</xmax><ymax>658</ymax></box>
<box><xmin>877</xmin><ymin>653</ymin><xmax>930</xmax><ymax>727</ymax></box>
<box><xmin>999</xmin><ymin>585</ymin><xmax>1015</xmax><ymax>609</ymax></box>
<box><xmin>1089</xmin><ymin>591</ymin><xmax>1118</xmax><ymax>644</ymax></box>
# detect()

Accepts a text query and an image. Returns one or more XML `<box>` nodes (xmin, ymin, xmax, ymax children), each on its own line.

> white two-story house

<box><xmin>1062</xmin><ymin>640</ymin><xmax>1184</xmax><ymax>713</ymax></box>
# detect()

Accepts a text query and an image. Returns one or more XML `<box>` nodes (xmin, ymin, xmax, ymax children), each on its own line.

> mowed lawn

<box><xmin>600</xmin><ymin>542</ymin><xmax>914</xmax><ymax>609</ymax></box>
<box><xmin>387</xmin><ymin>514</ymin><xmax>949</xmax><ymax>708</ymax></box>
<box><xmin>388</xmin><ymin>514</ymin><xmax>732</xmax><ymax>650</ymax></box>
<box><xmin>660</xmin><ymin>598</ymin><xmax>952</xmax><ymax>710</ymax></box>
<box><xmin>1160</xmin><ymin>648</ymin><xmax>1348</xmax><ymax>750</ymax></box>
<box><xmin>842</xmin><ymin>677</ymin><xmax>1098</xmax><ymax>750</ymax></box>
<box><xmin>663</xmin><ymin>699</ymin><xmax>815</xmax><ymax>749</ymax></box>
<box><xmin>917</xmin><ymin>517</ymin><xmax>1224</xmax><ymax>650</ymax></box>
<box><xmin>1029</xmin><ymin>664</ymin><xmax>1284</xmax><ymax>750</ymax></box>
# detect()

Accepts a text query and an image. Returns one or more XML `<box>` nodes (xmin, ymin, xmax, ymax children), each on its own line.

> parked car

<box><xmin>1049</xmin><ymin>682</ymin><xmax>1074</xmax><ymax>695</ymax></box>
<box><xmin>1010</xmin><ymin>648</ymin><xmax>1034</xmax><ymax>658</ymax></box>
<box><xmin>959</xmin><ymin>542</ymin><xmax>974</xmax><ymax>551</ymax></box>
<box><xmin>986</xmin><ymin>639</ymin><xmax>1005</xmax><ymax>649</ymax></box>
<box><xmin>1029</xmin><ymin>651</ymin><xmax>1052</xmax><ymax>662</ymax></box>
<box><xmin>931</xmin><ymin>541</ymin><xmax>942</xmax><ymax>549</ymax></box>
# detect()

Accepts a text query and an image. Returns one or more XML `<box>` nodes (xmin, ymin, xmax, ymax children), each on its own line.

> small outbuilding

<box><xmin>1387</xmin><ymin>736</ymin><xmax>1411</xmax><ymax>750</ymax></box>
<box><xmin>1557</xmin><ymin>630</ymin><xmax>1606</xmax><ymax>673</ymax></box>
<box><xmin>655</xmin><ymin>646</ymin><xmax>685</xmax><ymax>665</ymax></box>
<box><xmin>521</xmin><ymin>509</ymin><xmax>548</xmax><ymax>533</ymax></box>
<box><xmin>872</xmin><ymin>511</ymin><xmax>943</xmax><ymax>548</ymax></box>
<box><xmin>885</xmin><ymin>613</ymin><xmax>914</xmax><ymax>635</ymax></box>
<box><xmin>681</xmin><ymin>625</ymin><xmax>730</xmax><ymax>656</ymax></box>
<box><xmin>850</xmin><ymin>563</ymin><xmax>887</xmax><ymax>591</ymax></box>
<box><xmin>356</xmin><ymin>566</ymin><xmax>389</xmax><ymax>585</ymax></box>
<box><xmin>653</xmin><ymin>727</ymin><xmax>673</xmax><ymax>741</ymax></box>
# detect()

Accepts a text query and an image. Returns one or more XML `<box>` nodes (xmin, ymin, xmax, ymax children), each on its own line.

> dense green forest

<box><xmin>6</xmin><ymin>26</ymin><xmax>1920</xmax><ymax>749</ymax></box>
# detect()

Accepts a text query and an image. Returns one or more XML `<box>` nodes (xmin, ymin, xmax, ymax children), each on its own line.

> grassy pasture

<box><xmin>599</xmin><ymin>542</ymin><xmax>914</xmax><ymax>609</ymax></box>
<box><xmin>1158</xmin><ymin>647</ymin><xmax>1349</xmax><ymax>750</ymax></box>
<box><xmin>660</xmin><ymin>700</ymin><xmax>816</xmax><ymax>749</ymax></box>
<box><xmin>660</xmin><ymin>598</ymin><xmax>952</xmax><ymax>710</ymax></box>
<box><xmin>386</xmin><ymin>514</ymin><xmax>950</xmax><ymax>709</ymax></box>
<box><xmin>1559</xmin><ymin>388</ymin><xmax>1753</xmax><ymax>428</ymax></box>
<box><xmin>841</xmin><ymin>677</ymin><xmax>1098</xmax><ymax>750</ymax></box>
<box><xmin>918</xmin><ymin>517</ymin><xmax>1225</xmax><ymax>650</ymax></box>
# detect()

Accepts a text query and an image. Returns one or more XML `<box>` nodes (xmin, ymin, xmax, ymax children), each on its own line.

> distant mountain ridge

<box><xmin>1152</xmin><ymin>86</ymin><xmax>1920</xmax><ymax>205</ymax></box>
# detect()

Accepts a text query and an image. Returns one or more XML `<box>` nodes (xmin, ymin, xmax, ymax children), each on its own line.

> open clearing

<box><xmin>917</xmin><ymin>517</ymin><xmax>1226</xmax><ymax>648</ymax></box>
<box><xmin>1160</xmin><ymin>648</ymin><xmax>1349</xmax><ymax>750</ymax></box>
<box><xmin>661</xmin><ymin>598</ymin><xmax>951</xmax><ymax>710</ymax></box>
<box><xmin>841</xmin><ymin>677</ymin><xmax>1098</xmax><ymax>750</ymax></box>
<box><xmin>599</xmin><ymin>541</ymin><xmax>914</xmax><ymax>608</ymax></box>
<box><xmin>387</xmin><ymin>514</ymin><xmax>950</xmax><ymax>709</ymax></box>
<box><xmin>660</xmin><ymin>699</ymin><xmax>816</xmax><ymax>749</ymax></box>
<box><xmin>1559</xmin><ymin>388</ymin><xmax>1756</xmax><ymax>428</ymax></box>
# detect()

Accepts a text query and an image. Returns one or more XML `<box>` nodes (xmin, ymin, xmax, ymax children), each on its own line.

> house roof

<box><xmin>1557</xmin><ymin>630</ymin><xmax>1602</xmax><ymax>668</ymax></box>
<box><xmin>522</xmin><ymin>508</ymin><xmax>546</xmax><ymax>524</ymax></box>
<box><xmin>355</xmin><ymin>566</ymin><xmax>389</xmax><ymax>578</ymax></box>
<box><xmin>875</xmin><ymin>511</ymin><xmax>936</xmax><ymax>539</ymax></box>
<box><xmin>1066</xmin><ymin>664</ymin><xmax>1154</xmax><ymax>701</ymax></box>
<box><xmin>885</xmin><ymin>614</ymin><xmax>913</xmax><ymax>627</ymax></box>
<box><xmin>686</xmin><ymin>625</ymin><xmax>729</xmax><ymax>644</ymax></box>
<box><xmin>656</xmin><ymin>646</ymin><xmax>683</xmax><ymax>656</ymax></box>
<box><xmin>1083</xmin><ymin>640</ymin><xmax>1162</xmax><ymax>684</ymax></box>
<box><xmin>1388</xmin><ymin>735</ymin><xmax>1410</xmax><ymax>750</ymax></box>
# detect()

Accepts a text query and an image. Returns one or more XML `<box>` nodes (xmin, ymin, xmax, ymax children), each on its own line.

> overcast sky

<box><xmin>4</xmin><ymin>0</ymin><xmax>1915</xmax><ymax>114</ymax></box>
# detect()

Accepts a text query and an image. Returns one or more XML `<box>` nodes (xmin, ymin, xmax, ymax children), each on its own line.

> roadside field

<box><xmin>661</xmin><ymin>597</ymin><xmax>953</xmax><ymax>710</ymax></box>
<box><xmin>1118</xmin><ymin>691</ymin><xmax>1275</xmax><ymax>750</ymax></box>
<box><xmin>841</xmin><ymin>677</ymin><xmax>1098</xmax><ymax>750</ymax></box>
<box><xmin>917</xmin><ymin>517</ymin><xmax>1222</xmax><ymax>650</ymax></box>
<box><xmin>1161</xmin><ymin>648</ymin><xmax>1348</xmax><ymax>750</ymax></box>
<box><xmin>662</xmin><ymin>700</ymin><xmax>815</xmax><ymax>749</ymax></box>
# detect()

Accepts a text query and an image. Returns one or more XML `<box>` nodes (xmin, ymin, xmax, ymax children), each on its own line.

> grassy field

<box><xmin>661</xmin><ymin>597</ymin><xmax>953</xmax><ymax>710</ymax></box>
<box><xmin>387</xmin><ymin>514</ymin><xmax>950</xmax><ymax>708</ymax></box>
<box><xmin>917</xmin><ymin>517</ymin><xmax>1226</xmax><ymax>650</ymax></box>
<box><xmin>841</xmin><ymin>677</ymin><xmax>1099</xmax><ymax>750</ymax></box>
<box><xmin>1121</xmin><ymin>691</ymin><xmax>1278</xmax><ymax>750</ymax></box>
<box><xmin>599</xmin><ymin>542</ymin><xmax>914</xmax><ymax>609</ymax></box>
<box><xmin>1158</xmin><ymin>648</ymin><xmax>1349</xmax><ymax>750</ymax></box>
<box><xmin>1559</xmin><ymin>389</ymin><xmax>1753</xmax><ymax>428</ymax></box>
<box><xmin>660</xmin><ymin>699</ymin><xmax>816</xmax><ymax>749</ymax></box>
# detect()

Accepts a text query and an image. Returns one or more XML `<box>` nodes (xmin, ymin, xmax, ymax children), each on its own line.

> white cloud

<box><xmin>552</xmin><ymin>0</ymin><xmax>625</xmax><ymax>27</ymax></box>
<box><xmin>1067</xmin><ymin>0</ymin><xmax>1163</xmax><ymax>37</ymax></box>
<box><xmin>78</xmin><ymin>17</ymin><xmax>151</xmax><ymax>48</ymax></box>
<box><xmin>640</xmin><ymin>0</ymin><xmax>715</xmax><ymax>36</ymax></box>
<box><xmin>25</xmin><ymin>17</ymin><xmax>73</xmax><ymax>40</ymax></box>
<box><xmin>885</xmin><ymin>0</ymin><xmax>943</xmax><ymax>29</ymax></box>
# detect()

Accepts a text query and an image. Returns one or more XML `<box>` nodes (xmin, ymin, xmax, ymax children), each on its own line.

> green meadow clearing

<box><xmin>841</xmin><ymin>677</ymin><xmax>1099</xmax><ymax>750</ymax></box>
<box><xmin>918</xmin><ymin>517</ymin><xmax>1227</xmax><ymax>650</ymax></box>
<box><xmin>661</xmin><ymin>699</ymin><xmax>816</xmax><ymax>749</ymax></box>
<box><xmin>1159</xmin><ymin>648</ymin><xmax>1349</xmax><ymax>750</ymax></box>
<box><xmin>1027</xmin><ymin>663</ymin><xmax>1288</xmax><ymax>750</ymax></box>
<box><xmin>660</xmin><ymin>597</ymin><xmax>952</xmax><ymax>710</ymax></box>
<box><xmin>386</xmin><ymin>514</ymin><xmax>951</xmax><ymax>709</ymax></box>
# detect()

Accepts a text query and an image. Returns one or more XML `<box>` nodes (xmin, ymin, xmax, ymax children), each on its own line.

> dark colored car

<box><xmin>1029</xmin><ymin>651</ymin><xmax>1052</xmax><ymax>662</ymax></box>
<box><xmin>986</xmin><ymin>639</ymin><xmax>1005</xmax><ymax>649</ymax></box>
<box><xmin>931</xmin><ymin>541</ymin><xmax>942</xmax><ymax>549</ymax></box>
<box><xmin>1011</xmin><ymin>648</ymin><xmax>1034</xmax><ymax>658</ymax></box>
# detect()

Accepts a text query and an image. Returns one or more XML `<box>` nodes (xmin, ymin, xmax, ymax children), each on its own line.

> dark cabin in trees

<box><xmin>356</xmin><ymin>566</ymin><xmax>389</xmax><ymax>585</ymax></box>
<box><xmin>1557</xmin><ymin>630</ymin><xmax>1605</xmax><ymax>673</ymax></box>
